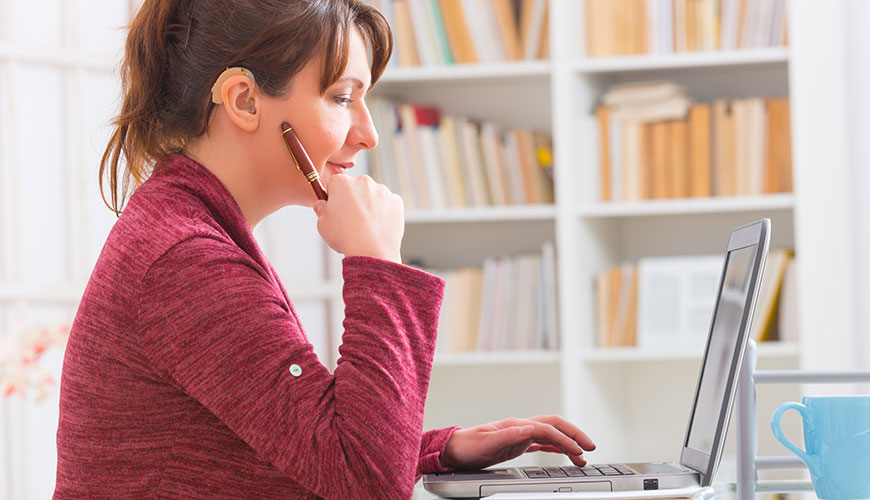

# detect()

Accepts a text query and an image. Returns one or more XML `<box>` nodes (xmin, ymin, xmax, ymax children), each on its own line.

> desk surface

<box><xmin>413</xmin><ymin>482</ymin><xmax>735</xmax><ymax>500</ymax></box>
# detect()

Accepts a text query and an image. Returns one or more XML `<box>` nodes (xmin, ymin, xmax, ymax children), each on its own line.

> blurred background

<box><xmin>1</xmin><ymin>1</ymin><xmax>870</xmax><ymax>499</ymax></box>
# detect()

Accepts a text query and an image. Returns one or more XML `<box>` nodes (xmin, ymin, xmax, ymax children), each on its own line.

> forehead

<box><xmin>342</xmin><ymin>26</ymin><xmax>372</xmax><ymax>86</ymax></box>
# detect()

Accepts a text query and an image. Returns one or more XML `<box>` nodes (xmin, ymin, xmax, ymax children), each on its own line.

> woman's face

<box><xmin>257</xmin><ymin>25</ymin><xmax>378</xmax><ymax>207</ymax></box>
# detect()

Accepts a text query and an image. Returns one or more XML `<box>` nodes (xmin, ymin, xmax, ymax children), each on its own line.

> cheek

<box><xmin>313</xmin><ymin>117</ymin><xmax>350</xmax><ymax>160</ymax></box>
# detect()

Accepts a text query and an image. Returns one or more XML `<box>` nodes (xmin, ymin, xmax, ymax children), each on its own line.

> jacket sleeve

<box><xmin>417</xmin><ymin>427</ymin><xmax>460</xmax><ymax>480</ymax></box>
<box><xmin>138</xmin><ymin>237</ymin><xmax>444</xmax><ymax>499</ymax></box>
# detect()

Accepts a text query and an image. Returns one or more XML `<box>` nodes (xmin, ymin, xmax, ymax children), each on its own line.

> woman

<box><xmin>54</xmin><ymin>0</ymin><xmax>595</xmax><ymax>498</ymax></box>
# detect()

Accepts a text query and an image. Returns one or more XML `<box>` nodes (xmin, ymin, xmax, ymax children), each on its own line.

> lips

<box><xmin>326</xmin><ymin>161</ymin><xmax>353</xmax><ymax>175</ymax></box>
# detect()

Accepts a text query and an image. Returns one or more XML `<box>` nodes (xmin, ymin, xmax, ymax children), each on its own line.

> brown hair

<box><xmin>100</xmin><ymin>0</ymin><xmax>392</xmax><ymax>215</ymax></box>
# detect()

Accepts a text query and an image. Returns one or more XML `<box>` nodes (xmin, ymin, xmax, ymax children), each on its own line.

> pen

<box><xmin>280</xmin><ymin>122</ymin><xmax>328</xmax><ymax>201</ymax></box>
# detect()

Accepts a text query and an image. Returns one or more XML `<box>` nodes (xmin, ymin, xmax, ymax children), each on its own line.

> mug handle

<box><xmin>770</xmin><ymin>402</ymin><xmax>820</xmax><ymax>477</ymax></box>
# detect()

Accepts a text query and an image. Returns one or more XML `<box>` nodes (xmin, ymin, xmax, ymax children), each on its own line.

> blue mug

<box><xmin>771</xmin><ymin>396</ymin><xmax>870</xmax><ymax>500</ymax></box>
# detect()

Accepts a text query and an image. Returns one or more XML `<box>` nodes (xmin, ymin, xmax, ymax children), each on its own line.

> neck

<box><xmin>183</xmin><ymin>135</ymin><xmax>269</xmax><ymax>230</ymax></box>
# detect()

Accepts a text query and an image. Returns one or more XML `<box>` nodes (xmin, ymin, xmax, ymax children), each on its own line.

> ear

<box><xmin>218</xmin><ymin>75</ymin><xmax>260</xmax><ymax>132</ymax></box>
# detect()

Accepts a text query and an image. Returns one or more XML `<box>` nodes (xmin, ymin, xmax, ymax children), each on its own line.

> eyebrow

<box><xmin>334</xmin><ymin>76</ymin><xmax>368</xmax><ymax>90</ymax></box>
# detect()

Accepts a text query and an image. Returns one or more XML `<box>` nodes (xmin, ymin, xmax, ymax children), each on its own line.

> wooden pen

<box><xmin>280</xmin><ymin>122</ymin><xmax>328</xmax><ymax>201</ymax></box>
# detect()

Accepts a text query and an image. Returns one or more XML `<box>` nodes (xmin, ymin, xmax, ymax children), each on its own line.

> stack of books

<box><xmin>432</xmin><ymin>243</ymin><xmax>558</xmax><ymax>353</ymax></box>
<box><xmin>370</xmin><ymin>0</ymin><xmax>550</xmax><ymax>67</ymax></box>
<box><xmin>595</xmin><ymin>249</ymin><xmax>797</xmax><ymax>349</ymax></box>
<box><xmin>368</xmin><ymin>98</ymin><xmax>555</xmax><ymax>210</ymax></box>
<box><xmin>595</xmin><ymin>263</ymin><xmax>639</xmax><ymax>348</ymax></box>
<box><xmin>585</xmin><ymin>0</ymin><xmax>789</xmax><ymax>57</ymax></box>
<box><xmin>597</xmin><ymin>81</ymin><xmax>792</xmax><ymax>202</ymax></box>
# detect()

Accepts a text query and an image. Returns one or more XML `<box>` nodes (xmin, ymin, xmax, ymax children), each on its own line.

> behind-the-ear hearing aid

<box><xmin>211</xmin><ymin>67</ymin><xmax>256</xmax><ymax>107</ymax></box>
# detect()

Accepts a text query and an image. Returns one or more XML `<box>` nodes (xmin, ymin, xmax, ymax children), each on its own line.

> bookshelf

<box><xmin>367</xmin><ymin>0</ymin><xmax>856</xmax><ymax>478</ymax></box>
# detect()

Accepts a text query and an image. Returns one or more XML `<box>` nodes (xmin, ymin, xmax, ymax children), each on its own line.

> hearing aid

<box><xmin>211</xmin><ymin>67</ymin><xmax>256</xmax><ymax>108</ymax></box>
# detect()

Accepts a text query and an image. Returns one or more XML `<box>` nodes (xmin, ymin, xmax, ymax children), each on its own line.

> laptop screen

<box><xmin>684</xmin><ymin>243</ymin><xmax>757</xmax><ymax>455</ymax></box>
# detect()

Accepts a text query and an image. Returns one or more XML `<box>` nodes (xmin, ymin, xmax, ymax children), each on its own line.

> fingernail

<box><xmin>519</xmin><ymin>425</ymin><xmax>533</xmax><ymax>438</ymax></box>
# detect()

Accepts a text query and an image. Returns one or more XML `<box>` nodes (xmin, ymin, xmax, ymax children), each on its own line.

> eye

<box><xmin>333</xmin><ymin>95</ymin><xmax>353</xmax><ymax>107</ymax></box>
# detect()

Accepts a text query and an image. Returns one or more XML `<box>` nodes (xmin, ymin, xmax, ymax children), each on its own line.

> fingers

<box><xmin>524</xmin><ymin>421</ymin><xmax>586</xmax><ymax>457</ymax></box>
<box><xmin>526</xmin><ymin>415</ymin><xmax>596</xmax><ymax>452</ymax></box>
<box><xmin>526</xmin><ymin>444</ymin><xmax>588</xmax><ymax>467</ymax></box>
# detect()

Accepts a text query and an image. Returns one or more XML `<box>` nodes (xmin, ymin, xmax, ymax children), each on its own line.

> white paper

<box><xmin>484</xmin><ymin>486</ymin><xmax>715</xmax><ymax>500</ymax></box>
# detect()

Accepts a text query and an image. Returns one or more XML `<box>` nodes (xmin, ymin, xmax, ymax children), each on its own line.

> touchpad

<box><xmin>481</xmin><ymin>481</ymin><xmax>612</xmax><ymax>496</ymax></box>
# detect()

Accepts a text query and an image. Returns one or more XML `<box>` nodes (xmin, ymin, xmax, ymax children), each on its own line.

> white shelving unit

<box><xmin>373</xmin><ymin>1</ymin><xmax>858</xmax><ymax>476</ymax></box>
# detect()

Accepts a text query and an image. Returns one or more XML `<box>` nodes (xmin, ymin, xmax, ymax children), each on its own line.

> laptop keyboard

<box><xmin>523</xmin><ymin>465</ymin><xmax>635</xmax><ymax>478</ymax></box>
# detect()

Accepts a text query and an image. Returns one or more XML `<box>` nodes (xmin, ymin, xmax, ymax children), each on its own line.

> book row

<box><xmin>368</xmin><ymin>98</ymin><xmax>555</xmax><ymax>210</ymax></box>
<box><xmin>586</xmin><ymin>0</ymin><xmax>788</xmax><ymax>58</ymax></box>
<box><xmin>431</xmin><ymin>243</ymin><xmax>558</xmax><ymax>354</ymax></box>
<box><xmin>370</xmin><ymin>0</ymin><xmax>550</xmax><ymax>67</ymax></box>
<box><xmin>597</xmin><ymin>84</ymin><xmax>792</xmax><ymax>202</ymax></box>
<box><xmin>596</xmin><ymin>249</ymin><xmax>797</xmax><ymax>349</ymax></box>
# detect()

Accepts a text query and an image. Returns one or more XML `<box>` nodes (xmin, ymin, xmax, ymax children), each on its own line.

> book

<box><xmin>609</xmin><ymin>97</ymin><xmax>691</xmax><ymax>124</ymax></box>
<box><xmin>777</xmin><ymin>257</ymin><xmax>799</xmax><ymax>343</ymax></box>
<box><xmin>428</xmin><ymin>0</ymin><xmax>455</xmax><ymax>65</ymax></box>
<box><xmin>393</xmin><ymin>0</ymin><xmax>421</xmax><ymax>66</ymax></box>
<box><xmin>520</xmin><ymin>0</ymin><xmax>548</xmax><ymax>60</ymax></box>
<box><xmin>650</xmin><ymin>122</ymin><xmax>669</xmax><ymax>199</ymax></box>
<box><xmin>539</xmin><ymin>242</ymin><xmax>558</xmax><ymax>349</ymax></box>
<box><xmin>480</xmin><ymin>122</ymin><xmax>509</xmax><ymax>205</ymax></box>
<box><xmin>597</xmin><ymin>107</ymin><xmax>612</xmax><ymax>202</ymax></box>
<box><xmin>491</xmin><ymin>0</ymin><xmax>522</xmax><ymax>60</ymax></box>
<box><xmin>458</xmin><ymin>117</ymin><xmax>491</xmax><ymax>206</ymax></box>
<box><xmin>712</xmin><ymin>100</ymin><xmax>736</xmax><ymax>196</ymax></box>
<box><xmin>502</xmin><ymin>130</ymin><xmax>529</xmax><ymax>204</ymax></box>
<box><xmin>669</xmin><ymin>120</ymin><xmax>689</xmax><ymax>198</ymax></box>
<box><xmin>603</xmin><ymin>81</ymin><xmax>685</xmax><ymax>107</ymax></box>
<box><xmin>688</xmin><ymin>103</ymin><xmax>712</xmax><ymax>197</ymax></box>
<box><xmin>585</xmin><ymin>0</ymin><xmax>613</xmax><ymax>57</ymax></box>
<box><xmin>438</xmin><ymin>115</ymin><xmax>469</xmax><ymax>206</ymax></box>
<box><xmin>765</xmin><ymin>97</ymin><xmax>792</xmax><ymax>193</ymax></box>
<box><xmin>407</xmin><ymin>0</ymin><xmax>440</xmax><ymax>66</ymax></box>
<box><xmin>438</xmin><ymin>0</ymin><xmax>479</xmax><ymax>63</ymax></box>
<box><xmin>749</xmin><ymin>248</ymin><xmax>793</xmax><ymax>342</ymax></box>
<box><xmin>398</xmin><ymin>103</ymin><xmax>433</xmax><ymax>208</ymax></box>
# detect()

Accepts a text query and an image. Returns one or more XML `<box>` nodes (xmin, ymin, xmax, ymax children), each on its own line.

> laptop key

<box><xmin>563</xmin><ymin>467</ymin><xmax>587</xmax><ymax>477</ymax></box>
<box><xmin>527</xmin><ymin>472</ymin><xmax>550</xmax><ymax>478</ymax></box>
<box><xmin>580</xmin><ymin>468</ymin><xmax>603</xmax><ymax>476</ymax></box>
<box><xmin>543</xmin><ymin>467</ymin><xmax>567</xmax><ymax>477</ymax></box>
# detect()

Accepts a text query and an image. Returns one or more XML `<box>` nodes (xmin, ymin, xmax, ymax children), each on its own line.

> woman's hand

<box><xmin>313</xmin><ymin>174</ymin><xmax>404</xmax><ymax>263</ymax></box>
<box><xmin>440</xmin><ymin>415</ymin><xmax>596</xmax><ymax>471</ymax></box>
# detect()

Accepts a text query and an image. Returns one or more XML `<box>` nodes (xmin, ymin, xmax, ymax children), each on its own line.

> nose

<box><xmin>349</xmin><ymin>100</ymin><xmax>379</xmax><ymax>151</ymax></box>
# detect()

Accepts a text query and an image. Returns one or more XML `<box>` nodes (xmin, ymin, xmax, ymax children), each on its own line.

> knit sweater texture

<box><xmin>54</xmin><ymin>154</ymin><xmax>456</xmax><ymax>499</ymax></box>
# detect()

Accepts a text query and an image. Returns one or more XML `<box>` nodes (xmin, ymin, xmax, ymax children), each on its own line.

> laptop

<box><xmin>424</xmin><ymin>219</ymin><xmax>770</xmax><ymax>499</ymax></box>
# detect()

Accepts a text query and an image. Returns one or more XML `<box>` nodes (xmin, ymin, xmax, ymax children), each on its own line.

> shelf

<box><xmin>578</xmin><ymin>194</ymin><xmax>794</xmax><ymax>218</ymax></box>
<box><xmin>379</xmin><ymin>60</ymin><xmax>551</xmax><ymax>84</ymax></box>
<box><xmin>573</xmin><ymin>48</ymin><xmax>789</xmax><ymax>74</ymax></box>
<box><xmin>433</xmin><ymin>350</ymin><xmax>560</xmax><ymax>367</ymax></box>
<box><xmin>405</xmin><ymin>205</ymin><xmax>556</xmax><ymax>224</ymax></box>
<box><xmin>581</xmin><ymin>342</ymin><xmax>800</xmax><ymax>363</ymax></box>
